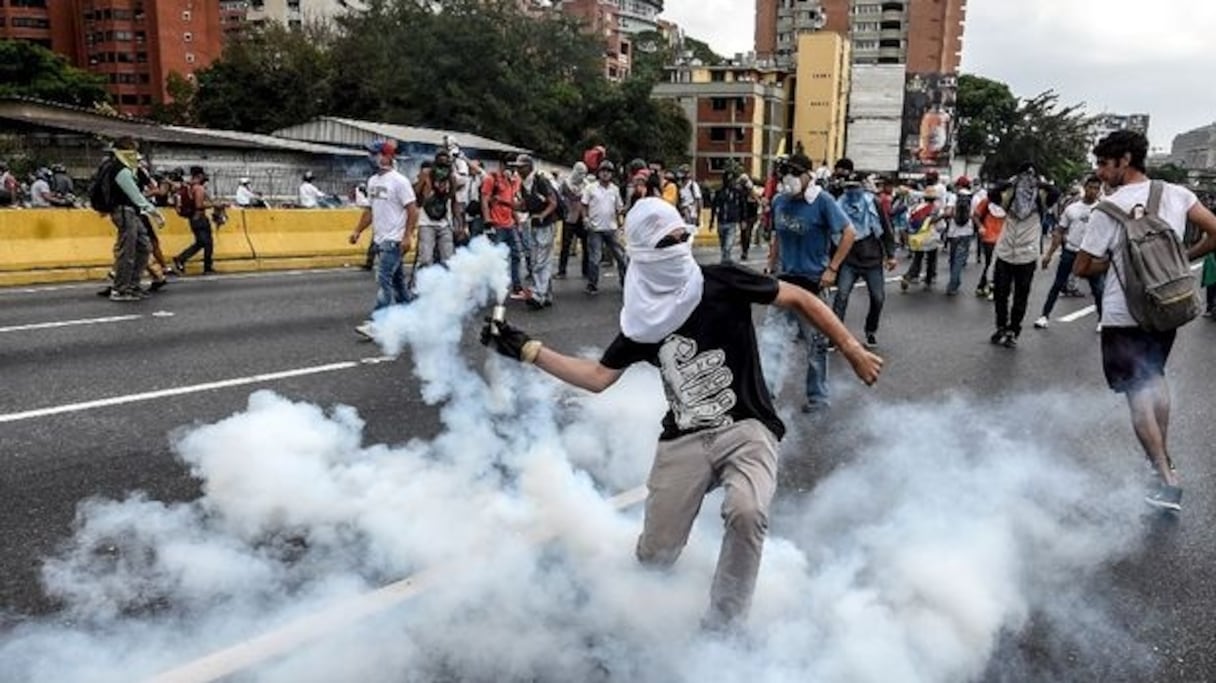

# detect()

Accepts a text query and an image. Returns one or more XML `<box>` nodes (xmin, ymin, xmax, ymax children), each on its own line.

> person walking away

<box><xmin>348</xmin><ymin>139</ymin><xmax>418</xmax><ymax>340</ymax></box>
<box><xmin>516</xmin><ymin>155</ymin><xmax>559</xmax><ymax>309</ymax></box>
<box><xmin>739</xmin><ymin>176</ymin><xmax>760</xmax><ymax>261</ymax></box>
<box><xmin>972</xmin><ymin>190</ymin><xmax>1005</xmax><ymax>298</ymax></box>
<box><xmin>1074</xmin><ymin>130</ymin><xmax>1216</xmax><ymax>512</ymax></box>
<box><xmin>1035</xmin><ymin>175</ymin><xmax>1105</xmax><ymax>330</ymax></box>
<box><xmin>709</xmin><ymin>171</ymin><xmax>747</xmax><ymax>264</ymax></box>
<box><xmin>900</xmin><ymin>186</ymin><xmax>945</xmax><ymax>292</ymax></box>
<box><xmin>173</xmin><ymin>166</ymin><xmax>217</xmax><ymax>275</ymax></box>
<box><xmin>580</xmin><ymin>160</ymin><xmax>627</xmax><ymax>295</ymax></box>
<box><xmin>833</xmin><ymin>172</ymin><xmax>898</xmax><ymax>347</ymax></box>
<box><xmin>988</xmin><ymin>162</ymin><xmax>1060</xmax><ymax>348</ymax></box>
<box><xmin>481</xmin><ymin>197</ymin><xmax>882</xmax><ymax>630</ymax></box>
<box><xmin>944</xmin><ymin>176</ymin><xmax>977</xmax><ymax>295</ymax></box>
<box><xmin>768</xmin><ymin>152</ymin><xmax>857</xmax><ymax>412</ymax></box>
<box><xmin>92</xmin><ymin>138</ymin><xmax>163</xmax><ymax>301</ymax></box>
<box><xmin>557</xmin><ymin>161</ymin><xmax>590</xmax><ymax>280</ymax></box>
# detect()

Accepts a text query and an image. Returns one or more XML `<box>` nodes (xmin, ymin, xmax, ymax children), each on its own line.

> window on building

<box><xmin>11</xmin><ymin>17</ymin><xmax>52</xmax><ymax>29</ymax></box>
<box><xmin>710</xmin><ymin>128</ymin><xmax>727</xmax><ymax>142</ymax></box>
<box><xmin>10</xmin><ymin>0</ymin><xmax>50</xmax><ymax>7</ymax></box>
<box><xmin>120</xmin><ymin>94</ymin><xmax>138</xmax><ymax>105</ymax></box>
<box><xmin>112</xmin><ymin>9</ymin><xmax>132</xmax><ymax>20</ymax></box>
<box><xmin>710</xmin><ymin>70</ymin><xmax>725</xmax><ymax>82</ymax></box>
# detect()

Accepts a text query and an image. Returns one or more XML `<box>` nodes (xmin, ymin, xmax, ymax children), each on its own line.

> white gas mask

<box><xmin>781</xmin><ymin>174</ymin><xmax>804</xmax><ymax>197</ymax></box>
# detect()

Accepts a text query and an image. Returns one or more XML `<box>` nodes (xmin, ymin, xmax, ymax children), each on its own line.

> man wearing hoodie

<box><xmin>987</xmin><ymin>162</ymin><xmax>1059</xmax><ymax>348</ymax></box>
<box><xmin>481</xmin><ymin>197</ymin><xmax>882</xmax><ymax>630</ymax></box>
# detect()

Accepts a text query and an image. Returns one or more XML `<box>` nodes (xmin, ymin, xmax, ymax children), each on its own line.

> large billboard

<box><xmin>899</xmin><ymin>72</ymin><xmax>957</xmax><ymax>174</ymax></box>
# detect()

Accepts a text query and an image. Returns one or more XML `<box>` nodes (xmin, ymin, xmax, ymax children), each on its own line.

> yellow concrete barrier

<box><xmin>0</xmin><ymin>206</ymin><xmax>733</xmax><ymax>287</ymax></box>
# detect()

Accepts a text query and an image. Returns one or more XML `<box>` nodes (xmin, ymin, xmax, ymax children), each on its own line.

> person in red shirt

<box><xmin>481</xmin><ymin>158</ymin><xmax>526</xmax><ymax>295</ymax></box>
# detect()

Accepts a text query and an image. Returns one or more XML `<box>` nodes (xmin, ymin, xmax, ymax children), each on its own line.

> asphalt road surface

<box><xmin>1</xmin><ymin>249</ymin><xmax>1214</xmax><ymax>682</ymax></box>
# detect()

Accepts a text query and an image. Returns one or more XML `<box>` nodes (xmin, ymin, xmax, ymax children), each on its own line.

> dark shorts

<box><xmin>1100</xmin><ymin>326</ymin><xmax>1176</xmax><ymax>393</ymax></box>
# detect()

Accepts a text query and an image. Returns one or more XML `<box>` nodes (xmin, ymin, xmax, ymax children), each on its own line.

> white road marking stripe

<box><xmin>0</xmin><ymin>356</ymin><xmax>394</xmax><ymax>424</ymax></box>
<box><xmin>1058</xmin><ymin>306</ymin><xmax>1096</xmax><ymax>323</ymax></box>
<box><xmin>0</xmin><ymin>268</ymin><xmax>357</xmax><ymax>296</ymax></box>
<box><xmin>0</xmin><ymin>314</ymin><xmax>145</xmax><ymax>334</ymax></box>
<box><xmin>144</xmin><ymin>484</ymin><xmax>650</xmax><ymax>683</ymax></box>
<box><xmin>1055</xmin><ymin>262</ymin><xmax>1204</xmax><ymax>323</ymax></box>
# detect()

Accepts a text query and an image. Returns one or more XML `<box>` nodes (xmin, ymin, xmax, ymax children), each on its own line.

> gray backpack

<box><xmin>1094</xmin><ymin>181</ymin><xmax>1202</xmax><ymax>331</ymax></box>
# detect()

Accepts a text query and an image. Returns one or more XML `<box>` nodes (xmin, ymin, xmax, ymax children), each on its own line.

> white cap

<box><xmin>239</xmin><ymin>177</ymin><xmax>251</xmax><ymax>184</ymax></box>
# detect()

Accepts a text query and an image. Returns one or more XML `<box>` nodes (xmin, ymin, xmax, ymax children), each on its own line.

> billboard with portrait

<box><xmin>899</xmin><ymin>72</ymin><xmax>957</xmax><ymax>174</ymax></box>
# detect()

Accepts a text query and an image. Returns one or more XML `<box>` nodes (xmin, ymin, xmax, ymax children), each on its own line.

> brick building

<box><xmin>0</xmin><ymin>1</ymin><xmax>224</xmax><ymax>117</ymax></box>
<box><xmin>560</xmin><ymin>0</ymin><xmax>632</xmax><ymax>81</ymax></box>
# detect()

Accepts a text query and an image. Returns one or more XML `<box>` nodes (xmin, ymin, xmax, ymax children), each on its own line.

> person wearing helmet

<box><xmin>298</xmin><ymin>170</ymin><xmax>325</xmax><ymax>208</ymax></box>
<box><xmin>235</xmin><ymin>177</ymin><xmax>265</xmax><ymax>208</ymax></box>
<box><xmin>50</xmin><ymin>163</ymin><xmax>74</xmax><ymax>199</ymax></box>
<box><xmin>580</xmin><ymin>159</ymin><xmax>626</xmax><ymax>294</ymax></box>
<box><xmin>29</xmin><ymin>168</ymin><xmax>55</xmax><ymax>207</ymax></box>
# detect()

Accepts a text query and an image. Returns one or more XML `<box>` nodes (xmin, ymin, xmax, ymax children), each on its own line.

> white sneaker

<box><xmin>1033</xmin><ymin>316</ymin><xmax>1049</xmax><ymax>329</ymax></box>
<box><xmin>355</xmin><ymin>321</ymin><xmax>376</xmax><ymax>340</ymax></box>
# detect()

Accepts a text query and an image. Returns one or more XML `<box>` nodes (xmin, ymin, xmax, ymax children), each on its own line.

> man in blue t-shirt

<box><xmin>767</xmin><ymin>152</ymin><xmax>856</xmax><ymax>411</ymax></box>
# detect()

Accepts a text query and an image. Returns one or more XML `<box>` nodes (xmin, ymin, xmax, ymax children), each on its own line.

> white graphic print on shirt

<box><xmin>658</xmin><ymin>334</ymin><xmax>736</xmax><ymax>431</ymax></box>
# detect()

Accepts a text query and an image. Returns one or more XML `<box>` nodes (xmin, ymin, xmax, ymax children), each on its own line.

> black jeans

<box><xmin>558</xmin><ymin>218</ymin><xmax>588</xmax><ymax>277</ymax></box>
<box><xmin>177</xmin><ymin>215</ymin><xmax>214</xmax><ymax>272</ymax></box>
<box><xmin>904</xmin><ymin>249</ymin><xmax>938</xmax><ymax>286</ymax></box>
<box><xmin>975</xmin><ymin>242</ymin><xmax>996</xmax><ymax>290</ymax></box>
<box><xmin>993</xmin><ymin>259</ymin><xmax>1036</xmax><ymax>334</ymax></box>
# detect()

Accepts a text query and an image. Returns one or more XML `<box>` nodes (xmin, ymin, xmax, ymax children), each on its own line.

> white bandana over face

<box><xmin>620</xmin><ymin>198</ymin><xmax>705</xmax><ymax>343</ymax></box>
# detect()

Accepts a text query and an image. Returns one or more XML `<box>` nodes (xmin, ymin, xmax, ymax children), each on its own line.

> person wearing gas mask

<box><xmin>767</xmin><ymin>152</ymin><xmax>857</xmax><ymax>412</ymax></box>
<box><xmin>481</xmin><ymin>197</ymin><xmax>882</xmax><ymax>631</ymax></box>
<box><xmin>986</xmin><ymin>162</ymin><xmax>1060</xmax><ymax>348</ymax></box>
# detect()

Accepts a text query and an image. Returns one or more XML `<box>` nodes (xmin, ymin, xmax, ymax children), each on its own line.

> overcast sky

<box><xmin>661</xmin><ymin>0</ymin><xmax>1216</xmax><ymax>151</ymax></box>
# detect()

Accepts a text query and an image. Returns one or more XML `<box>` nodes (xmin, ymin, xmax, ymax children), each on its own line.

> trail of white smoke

<box><xmin>0</xmin><ymin>238</ymin><xmax>1154</xmax><ymax>682</ymax></box>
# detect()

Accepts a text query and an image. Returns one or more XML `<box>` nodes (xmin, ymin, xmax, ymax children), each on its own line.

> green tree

<box><xmin>149</xmin><ymin>71</ymin><xmax>197</xmax><ymax>125</ymax></box>
<box><xmin>980</xmin><ymin>90</ymin><xmax>1092</xmax><ymax>186</ymax></box>
<box><xmin>955</xmin><ymin>73</ymin><xmax>1017</xmax><ymax>159</ymax></box>
<box><xmin>1147</xmin><ymin>162</ymin><xmax>1188</xmax><ymax>184</ymax></box>
<box><xmin>0</xmin><ymin>40</ymin><xmax>108</xmax><ymax>107</ymax></box>
<box><xmin>192</xmin><ymin>22</ymin><xmax>335</xmax><ymax>133</ymax></box>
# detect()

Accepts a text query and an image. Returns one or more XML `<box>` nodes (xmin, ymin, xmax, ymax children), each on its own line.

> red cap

<box><xmin>955</xmin><ymin>175</ymin><xmax>971</xmax><ymax>189</ymax></box>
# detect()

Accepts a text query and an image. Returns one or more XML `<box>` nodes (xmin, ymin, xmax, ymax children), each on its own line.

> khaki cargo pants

<box><xmin>636</xmin><ymin>419</ymin><xmax>779</xmax><ymax>627</ymax></box>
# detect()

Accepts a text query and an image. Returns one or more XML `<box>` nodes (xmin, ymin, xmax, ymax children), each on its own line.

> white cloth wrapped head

<box><xmin>619</xmin><ymin>197</ymin><xmax>705</xmax><ymax>343</ymax></box>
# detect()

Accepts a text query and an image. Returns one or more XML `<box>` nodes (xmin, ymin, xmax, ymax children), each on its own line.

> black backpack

<box><xmin>422</xmin><ymin>180</ymin><xmax>451</xmax><ymax>221</ymax></box>
<box><xmin>88</xmin><ymin>157</ymin><xmax>120</xmax><ymax>213</ymax></box>
<box><xmin>953</xmin><ymin>192</ymin><xmax>973</xmax><ymax>226</ymax></box>
<box><xmin>524</xmin><ymin>174</ymin><xmax>555</xmax><ymax>220</ymax></box>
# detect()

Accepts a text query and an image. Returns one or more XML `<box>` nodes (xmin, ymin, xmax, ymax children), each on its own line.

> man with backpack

<box><xmin>415</xmin><ymin>153</ymin><xmax>461</xmax><ymax>271</ymax></box>
<box><xmin>833</xmin><ymin>172</ymin><xmax>897</xmax><ymax>348</ymax></box>
<box><xmin>482</xmin><ymin>156</ymin><xmax>527</xmax><ymax>298</ymax></box>
<box><xmin>516</xmin><ymin>155</ymin><xmax>559</xmax><ymax>309</ymax></box>
<box><xmin>1074</xmin><ymin>131</ymin><xmax>1216</xmax><ymax>513</ymax></box>
<box><xmin>90</xmin><ymin>137</ymin><xmax>164</xmax><ymax>301</ymax></box>
<box><xmin>944</xmin><ymin>176</ymin><xmax>976</xmax><ymax>296</ymax></box>
<box><xmin>172</xmin><ymin>166</ymin><xmax>217</xmax><ymax>275</ymax></box>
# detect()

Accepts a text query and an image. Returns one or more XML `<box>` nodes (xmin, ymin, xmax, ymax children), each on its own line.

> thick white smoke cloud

<box><xmin>0</xmin><ymin>238</ymin><xmax>1156</xmax><ymax>682</ymax></box>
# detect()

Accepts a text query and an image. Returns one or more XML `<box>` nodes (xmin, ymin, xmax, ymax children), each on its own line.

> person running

<box><xmin>1035</xmin><ymin>175</ymin><xmax>1105</xmax><ymax>331</ymax></box>
<box><xmin>709</xmin><ymin>171</ymin><xmax>748</xmax><ymax>265</ymax></box>
<box><xmin>348</xmin><ymin>139</ymin><xmax>418</xmax><ymax>340</ymax></box>
<box><xmin>972</xmin><ymin>189</ymin><xmax>1006</xmax><ymax>299</ymax></box>
<box><xmin>1074</xmin><ymin>130</ymin><xmax>1216</xmax><ymax>512</ymax></box>
<box><xmin>481</xmin><ymin>197</ymin><xmax>882</xmax><ymax>630</ymax></box>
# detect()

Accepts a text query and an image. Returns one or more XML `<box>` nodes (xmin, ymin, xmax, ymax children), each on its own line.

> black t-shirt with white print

<box><xmin>600</xmin><ymin>264</ymin><xmax>784</xmax><ymax>442</ymax></box>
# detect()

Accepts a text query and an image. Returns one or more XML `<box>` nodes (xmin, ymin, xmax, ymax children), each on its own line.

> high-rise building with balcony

<box><xmin>560</xmin><ymin>0</ymin><xmax>633</xmax><ymax>81</ymax></box>
<box><xmin>756</xmin><ymin>0</ymin><xmax>964</xmax><ymax>73</ymax></box>
<box><xmin>1</xmin><ymin>1</ymin><xmax>225</xmax><ymax>117</ymax></box>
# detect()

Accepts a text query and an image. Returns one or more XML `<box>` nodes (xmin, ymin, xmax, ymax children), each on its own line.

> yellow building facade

<box><xmin>792</xmin><ymin>32</ymin><xmax>851</xmax><ymax>168</ymax></box>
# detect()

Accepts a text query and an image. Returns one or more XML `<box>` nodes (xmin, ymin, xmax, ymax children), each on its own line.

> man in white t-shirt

<box><xmin>581</xmin><ymin>160</ymin><xmax>627</xmax><ymax>294</ymax></box>
<box><xmin>1075</xmin><ymin>131</ymin><xmax>1216</xmax><ymax>513</ymax></box>
<box><xmin>29</xmin><ymin>169</ymin><xmax>54</xmax><ymax>207</ymax></box>
<box><xmin>298</xmin><ymin>171</ymin><xmax>326</xmax><ymax>208</ymax></box>
<box><xmin>1035</xmin><ymin>175</ymin><xmax>1105</xmax><ymax>329</ymax></box>
<box><xmin>348</xmin><ymin>139</ymin><xmax>418</xmax><ymax>340</ymax></box>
